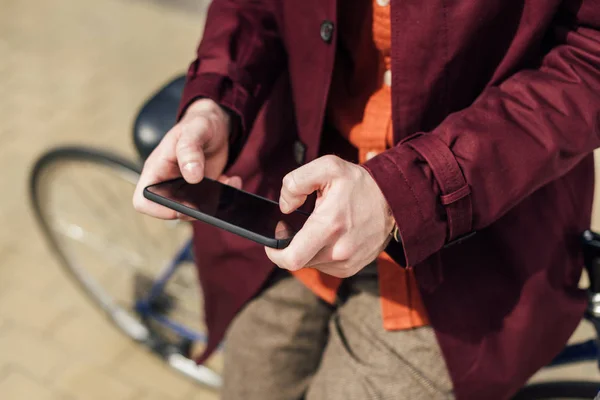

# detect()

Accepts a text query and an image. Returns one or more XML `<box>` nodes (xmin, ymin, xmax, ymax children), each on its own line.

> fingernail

<box><xmin>184</xmin><ymin>162</ymin><xmax>200</xmax><ymax>173</ymax></box>
<box><xmin>229</xmin><ymin>176</ymin><xmax>242</xmax><ymax>188</ymax></box>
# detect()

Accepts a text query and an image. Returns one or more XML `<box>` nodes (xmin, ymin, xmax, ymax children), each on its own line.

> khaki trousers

<box><xmin>222</xmin><ymin>269</ymin><xmax>454</xmax><ymax>400</ymax></box>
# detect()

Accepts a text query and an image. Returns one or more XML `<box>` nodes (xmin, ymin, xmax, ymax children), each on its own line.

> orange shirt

<box><xmin>291</xmin><ymin>0</ymin><xmax>428</xmax><ymax>330</ymax></box>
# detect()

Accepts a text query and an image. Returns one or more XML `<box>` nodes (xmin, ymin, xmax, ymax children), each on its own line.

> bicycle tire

<box><xmin>29</xmin><ymin>145</ymin><xmax>222</xmax><ymax>389</ymax></box>
<box><xmin>513</xmin><ymin>380</ymin><xmax>600</xmax><ymax>399</ymax></box>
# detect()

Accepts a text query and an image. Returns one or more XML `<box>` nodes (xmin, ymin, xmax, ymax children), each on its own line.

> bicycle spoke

<box><xmin>30</xmin><ymin>147</ymin><xmax>219</xmax><ymax>389</ymax></box>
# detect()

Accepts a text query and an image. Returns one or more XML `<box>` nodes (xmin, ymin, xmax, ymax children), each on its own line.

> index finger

<box><xmin>133</xmin><ymin>127</ymin><xmax>181</xmax><ymax>219</ymax></box>
<box><xmin>279</xmin><ymin>156</ymin><xmax>342</xmax><ymax>213</ymax></box>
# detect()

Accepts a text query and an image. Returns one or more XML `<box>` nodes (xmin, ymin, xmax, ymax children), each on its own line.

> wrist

<box><xmin>184</xmin><ymin>98</ymin><xmax>231</xmax><ymax>136</ymax></box>
<box><xmin>386</xmin><ymin>203</ymin><xmax>400</xmax><ymax>242</ymax></box>
<box><xmin>359</xmin><ymin>163</ymin><xmax>399</xmax><ymax>242</ymax></box>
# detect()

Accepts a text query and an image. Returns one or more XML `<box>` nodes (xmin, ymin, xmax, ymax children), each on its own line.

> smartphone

<box><xmin>143</xmin><ymin>177</ymin><xmax>310</xmax><ymax>249</ymax></box>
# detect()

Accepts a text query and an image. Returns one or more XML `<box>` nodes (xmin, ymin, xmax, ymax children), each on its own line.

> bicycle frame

<box><xmin>133</xmin><ymin>239</ymin><xmax>209</xmax><ymax>343</ymax></box>
<box><xmin>131</xmin><ymin>238</ymin><xmax>223</xmax><ymax>387</ymax></box>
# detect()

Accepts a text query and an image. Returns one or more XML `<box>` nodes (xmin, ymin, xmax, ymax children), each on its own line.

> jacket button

<box><xmin>294</xmin><ymin>140</ymin><xmax>306</xmax><ymax>165</ymax></box>
<box><xmin>365</xmin><ymin>151</ymin><xmax>378</xmax><ymax>161</ymax></box>
<box><xmin>384</xmin><ymin>69</ymin><xmax>392</xmax><ymax>87</ymax></box>
<box><xmin>320</xmin><ymin>20</ymin><xmax>334</xmax><ymax>43</ymax></box>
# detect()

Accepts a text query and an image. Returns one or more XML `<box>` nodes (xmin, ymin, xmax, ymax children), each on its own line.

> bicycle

<box><xmin>29</xmin><ymin>75</ymin><xmax>600</xmax><ymax>399</ymax></box>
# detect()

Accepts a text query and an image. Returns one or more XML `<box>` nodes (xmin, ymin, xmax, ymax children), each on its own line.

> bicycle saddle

<box><xmin>133</xmin><ymin>75</ymin><xmax>186</xmax><ymax>161</ymax></box>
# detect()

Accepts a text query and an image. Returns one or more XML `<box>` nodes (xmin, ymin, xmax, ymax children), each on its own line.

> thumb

<box><xmin>176</xmin><ymin>118</ymin><xmax>210</xmax><ymax>184</ymax></box>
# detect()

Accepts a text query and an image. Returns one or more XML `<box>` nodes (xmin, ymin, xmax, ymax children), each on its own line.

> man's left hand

<box><xmin>265</xmin><ymin>155</ymin><xmax>395</xmax><ymax>278</ymax></box>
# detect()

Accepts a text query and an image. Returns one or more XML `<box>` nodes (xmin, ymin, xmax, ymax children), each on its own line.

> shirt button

<box><xmin>376</xmin><ymin>0</ymin><xmax>390</xmax><ymax>6</ymax></box>
<box><xmin>293</xmin><ymin>140</ymin><xmax>306</xmax><ymax>165</ymax></box>
<box><xmin>320</xmin><ymin>20</ymin><xmax>334</xmax><ymax>43</ymax></box>
<box><xmin>383</xmin><ymin>69</ymin><xmax>392</xmax><ymax>87</ymax></box>
<box><xmin>365</xmin><ymin>151</ymin><xmax>378</xmax><ymax>161</ymax></box>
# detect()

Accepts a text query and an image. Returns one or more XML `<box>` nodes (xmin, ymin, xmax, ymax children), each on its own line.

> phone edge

<box><xmin>143</xmin><ymin>186</ymin><xmax>282</xmax><ymax>249</ymax></box>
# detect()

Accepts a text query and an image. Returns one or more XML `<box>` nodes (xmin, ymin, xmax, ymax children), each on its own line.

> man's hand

<box><xmin>133</xmin><ymin>98</ymin><xmax>241</xmax><ymax>219</ymax></box>
<box><xmin>265</xmin><ymin>155</ymin><xmax>395</xmax><ymax>278</ymax></box>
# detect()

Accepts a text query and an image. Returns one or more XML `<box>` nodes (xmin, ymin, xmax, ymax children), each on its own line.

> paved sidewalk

<box><xmin>0</xmin><ymin>0</ymin><xmax>599</xmax><ymax>398</ymax></box>
<box><xmin>0</xmin><ymin>0</ymin><xmax>218</xmax><ymax>398</ymax></box>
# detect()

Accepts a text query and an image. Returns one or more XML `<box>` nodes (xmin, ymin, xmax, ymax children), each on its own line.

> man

<box><xmin>133</xmin><ymin>0</ymin><xmax>600</xmax><ymax>398</ymax></box>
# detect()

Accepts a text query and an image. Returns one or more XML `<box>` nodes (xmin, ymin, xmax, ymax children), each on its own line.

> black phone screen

<box><xmin>145</xmin><ymin>178</ymin><xmax>309</xmax><ymax>242</ymax></box>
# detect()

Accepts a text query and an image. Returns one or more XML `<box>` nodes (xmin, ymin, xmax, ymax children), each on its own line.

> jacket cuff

<box><xmin>177</xmin><ymin>71</ymin><xmax>252</xmax><ymax>126</ymax></box>
<box><xmin>363</xmin><ymin>146</ymin><xmax>446</xmax><ymax>266</ymax></box>
<box><xmin>177</xmin><ymin>71</ymin><xmax>256</xmax><ymax>168</ymax></box>
<box><xmin>363</xmin><ymin>134</ymin><xmax>473</xmax><ymax>267</ymax></box>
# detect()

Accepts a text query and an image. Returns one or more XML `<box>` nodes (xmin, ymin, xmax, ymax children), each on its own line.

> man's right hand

<box><xmin>133</xmin><ymin>98</ymin><xmax>241</xmax><ymax>219</ymax></box>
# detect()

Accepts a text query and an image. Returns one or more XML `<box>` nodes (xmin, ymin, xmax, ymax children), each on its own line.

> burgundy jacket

<box><xmin>178</xmin><ymin>1</ymin><xmax>600</xmax><ymax>398</ymax></box>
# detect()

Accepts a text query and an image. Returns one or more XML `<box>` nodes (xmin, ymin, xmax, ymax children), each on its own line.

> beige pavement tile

<box><xmin>0</xmin><ymin>370</ymin><xmax>66</xmax><ymax>400</ymax></box>
<box><xmin>37</xmin><ymin>271</ymin><xmax>101</xmax><ymax>320</ymax></box>
<box><xmin>50</xmin><ymin>310</ymin><xmax>132</xmax><ymax>366</ymax></box>
<box><xmin>0</xmin><ymin>217</ymin><xmax>17</xmax><ymax>251</ymax></box>
<box><xmin>0</xmin><ymin>288</ymin><xmax>70</xmax><ymax>333</ymax></box>
<box><xmin>53</xmin><ymin>363</ymin><xmax>138</xmax><ymax>400</ymax></box>
<box><xmin>130</xmin><ymin>390</ymin><xmax>179</xmax><ymax>400</ymax></box>
<box><xmin>0</xmin><ymin>265</ymin><xmax>65</xmax><ymax>302</ymax></box>
<box><xmin>531</xmin><ymin>320</ymin><xmax>600</xmax><ymax>383</ymax></box>
<box><xmin>532</xmin><ymin>361</ymin><xmax>600</xmax><ymax>384</ymax></box>
<box><xmin>111</xmin><ymin>347</ymin><xmax>196</xmax><ymax>399</ymax></box>
<box><xmin>184</xmin><ymin>386</ymin><xmax>221</xmax><ymax>400</ymax></box>
<box><xmin>569</xmin><ymin>319</ymin><xmax>596</xmax><ymax>344</ymax></box>
<box><xmin>0</xmin><ymin>241</ymin><xmax>67</xmax><ymax>296</ymax></box>
<box><xmin>0</xmin><ymin>325</ymin><xmax>69</xmax><ymax>382</ymax></box>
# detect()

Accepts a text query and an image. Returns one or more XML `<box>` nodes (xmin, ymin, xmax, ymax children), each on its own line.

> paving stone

<box><xmin>111</xmin><ymin>346</ymin><xmax>197</xmax><ymax>399</ymax></box>
<box><xmin>0</xmin><ymin>242</ymin><xmax>66</xmax><ymax>295</ymax></box>
<box><xmin>184</xmin><ymin>385</ymin><xmax>221</xmax><ymax>400</ymax></box>
<box><xmin>50</xmin><ymin>310</ymin><xmax>132</xmax><ymax>366</ymax></box>
<box><xmin>53</xmin><ymin>363</ymin><xmax>138</xmax><ymax>400</ymax></box>
<box><xmin>0</xmin><ymin>370</ymin><xmax>65</xmax><ymax>400</ymax></box>
<box><xmin>0</xmin><ymin>288</ymin><xmax>71</xmax><ymax>333</ymax></box>
<box><xmin>130</xmin><ymin>390</ymin><xmax>179</xmax><ymax>400</ymax></box>
<box><xmin>0</xmin><ymin>325</ymin><xmax>69</xmax><ymax>381</ymax></box>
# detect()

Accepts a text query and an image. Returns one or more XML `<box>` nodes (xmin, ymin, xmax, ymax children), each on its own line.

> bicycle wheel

<box><xmin>513</xmin><ymin>380</ymin><xmax>600</xmax><ymax>399</ymax></box>
<box><xmin>30</xmin><ymin>146</ymin><xmax>222</xmax><ymax>388</ymax></box>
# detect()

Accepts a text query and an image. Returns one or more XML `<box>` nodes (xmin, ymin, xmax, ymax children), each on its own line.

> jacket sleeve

<box><xmin>176</xmin><ymin>0</ymin><xmax>286</xmax><ymax>137</ymax></box>
<box><xmin>364</xmin><ymin>1</ymin><xmax>600</xmax><ymax>267</ymax></box>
